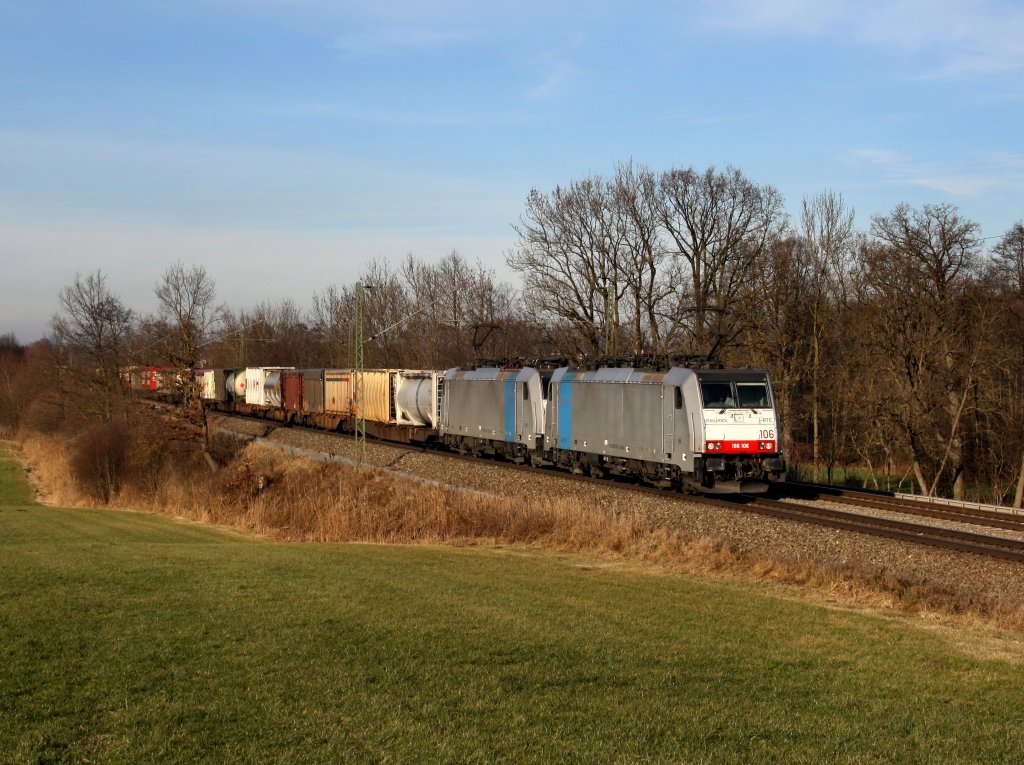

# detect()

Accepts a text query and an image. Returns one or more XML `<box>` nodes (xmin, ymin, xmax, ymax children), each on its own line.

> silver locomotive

<box><xmin>440</xmin><ymin>359</ymin><xmax>785</xmax><ymax>492</ymax></box>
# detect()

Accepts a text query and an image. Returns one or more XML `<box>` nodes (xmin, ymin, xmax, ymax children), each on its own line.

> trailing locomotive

<box><xmin>439</xmin><ymin>359</ymin><xmax>784</xmax><ymax>493</ymax></box>
<box><xmin>192</xmin><ymin>357</ymin><xmax>785</xmax><ymax>493</ymax></box>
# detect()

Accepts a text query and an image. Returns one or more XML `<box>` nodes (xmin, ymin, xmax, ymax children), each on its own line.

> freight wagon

<box><xmin>207</xmin><ymin>367</ymin><xmax>441</xmax><ymax>442</ymax></box>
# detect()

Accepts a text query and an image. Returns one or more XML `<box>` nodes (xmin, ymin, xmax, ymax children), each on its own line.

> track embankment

<box><xmin>209</xmin><ymin>414</ymin><xmax>1024</xmax><ymax>618</ymax></box>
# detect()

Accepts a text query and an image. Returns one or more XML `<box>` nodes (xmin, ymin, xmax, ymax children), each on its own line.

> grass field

<box><xmin>3</xmin><ymin>444</ymin><xmax>1024</xmax><ymax>764</ymax></box>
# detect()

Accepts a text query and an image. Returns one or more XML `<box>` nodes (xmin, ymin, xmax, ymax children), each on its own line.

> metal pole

<box><xmin>354</xmin><ymin>280</ymin><xmax>366</xmax><ymax>467</ymax></box>
<box><xmin>604</xmin><ymin>287</ymin><xmax>617</xmax><ymax>355</ymax></box>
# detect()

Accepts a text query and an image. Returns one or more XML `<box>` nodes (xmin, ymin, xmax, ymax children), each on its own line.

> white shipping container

<box><xmin>244</xmin><ymin>367</ymin><xmax>294</xmax><ymax>406</ymax></box>
<box><xmin>196</xmin><ymin>369</ymin><xmax>217</xmax><ymax>400</ymax></box>
<box><xmin>244</xmin><ymin>368</ymin><xmax>266</xmax><ymax>405</ymax></box>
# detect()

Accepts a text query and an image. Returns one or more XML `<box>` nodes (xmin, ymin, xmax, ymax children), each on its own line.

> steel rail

<box><xmin>778</xmin><ymin>481</ymin><xmax>1024</xmax><ymax>533</ymax></box>
<box><xmin>728</xmin><ymin>496</ymin><xmax>1024</xmax><ymax>563</ymax></box>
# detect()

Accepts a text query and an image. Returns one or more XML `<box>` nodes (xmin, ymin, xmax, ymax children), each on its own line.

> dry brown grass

<box><xmin>16</xmin><ymin>431</ymin><xmax>1024</xmax><ymax>632</ymax></box>
<box><xmin>18</xmin><ymin>432</ymin><xmax>90</xmax><ymax>507</ymax></box>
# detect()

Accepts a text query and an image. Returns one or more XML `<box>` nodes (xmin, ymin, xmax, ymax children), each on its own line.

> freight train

<box><xmin>191</xmin><ymin>358</ymin><xmax>785</xmax><ymax>493</ymax></box>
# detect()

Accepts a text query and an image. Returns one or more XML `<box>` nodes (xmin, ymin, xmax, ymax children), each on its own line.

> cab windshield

<box><xmin>700</xmin><ymin>381</ymin><xmax>770</xmax><ymax>409</ymax></box>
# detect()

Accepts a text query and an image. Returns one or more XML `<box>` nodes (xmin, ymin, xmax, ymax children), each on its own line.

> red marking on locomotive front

<box><xmin>705</xmin><ymin>440</ymin><xmax>776</xmax><ymax>454</ymax></box>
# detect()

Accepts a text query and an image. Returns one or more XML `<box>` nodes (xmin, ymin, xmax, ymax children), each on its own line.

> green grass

<box><xmin>791</xmin><ymin>465</ymin><xmax>1005</xmax><ymax>503</ymax></box>
<box><xmin>2</xmin><ymin>444</ymin><xmax>1024</xmax><ymax>763</ymax></box>
<box><xmin>791</xmin><ymin>464</ymin><xmax>914</xmax><ymax>492</ymax></box>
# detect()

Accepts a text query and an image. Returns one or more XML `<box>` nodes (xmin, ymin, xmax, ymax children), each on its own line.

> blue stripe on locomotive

<box><xmin>557</xmin><ymin>371</ymin><xmax>574</xmax><ymax>449</ymax></box>
<box><xmin>503</xmin><ymin>379</ymin><xmax>516</xmax><ymax>442</ymax></box>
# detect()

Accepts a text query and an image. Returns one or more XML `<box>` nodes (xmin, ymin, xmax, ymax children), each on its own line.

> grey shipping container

<box><xmin>302</xmin><ymin>369</ymin><xmax>326</xmax><ymax>413</ymax></box>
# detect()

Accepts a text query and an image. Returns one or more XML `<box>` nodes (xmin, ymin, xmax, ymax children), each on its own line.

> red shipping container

<box><xmin>281</xmin><ymin>370</ymin><xmax>305</xmax><ymax>412</ymax></box>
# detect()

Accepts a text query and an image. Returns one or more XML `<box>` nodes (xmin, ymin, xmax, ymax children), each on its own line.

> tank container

<box><xmin>264</xmin><ymin>371</ymin><xmax>283</xmax><ymax>408</ymax></box>
<box><xmin>395</xmin><ymin>371</ymin><xmax>440</xmax><ymax>427</ymax></box>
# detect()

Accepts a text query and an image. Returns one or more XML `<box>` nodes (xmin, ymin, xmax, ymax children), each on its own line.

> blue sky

<box><xmin>2</xmin><ymin>0</ymin><xmax>1022</xmax><ymax>342</ymax></box>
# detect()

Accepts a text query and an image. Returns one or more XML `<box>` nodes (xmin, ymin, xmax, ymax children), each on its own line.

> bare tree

<box><xmin>50</xmin><ymin>271</ymin><xmax>134</xmax><ymax>422</ymax></box>
<box><xmin>741</xmin><ymin>234</ymin><xmax>813</xmax><ymax>462</ymax></box>
<box><xmin>399</xmin><ymin>250</ymin><xmax>524</xmax><ymax>366</ymax></box>
<box><xmin>507</xmin><ymin>164</ymin><xmax>787</xmax><ymax>362</ymax></box>
<box><xmin>613</xmin><ymin>162</ymin><xmax>676</xmax><ymax>354</ymax></box>
<box><xmin>358</xmin><ymin>259</ymin><xmax>413</xmax><ymax>367</ymax></box>
<box><xmin>800</xmin><ymin>191</ymin><xmax>855</xmax><ymax>480</ymax></box>
<box><xmin>400</xmin><ymin>251</ymin><xmax>464</xmax><ymax>366</ymax></box>
<box><xmin>153</xmin><ymin>262</ymin><xmax>223</xmax><ymax>464</ymax></box>
<box><xmin>658</xmin><ymin>166</ymin><xmax>786</xmax><ymax>357</ymax></box>
<box><xmin>227</xmin><ymin>299</ymin><xmax>316</xmax><ymax>367</ymax></box>
<box><xmin>0</xmin><ymin>334</ymin><xmax>26</xmax><ymax>434</ymax></box>
<box><xmin>987</xmin><ymin>222</ymin><xmax>1024</xmax><ymax>506</ymax></box>
<box><xmin>508</xmin><ymin>176</ymin><xmax>628</xmax><ymax>356</ymax></box>
<box><xmin>992</xmin><ymin>222</ymin><xmax>1024</xmax><ymax>296</ymax></box>
<box><xmin>310</xmin><ymin>284</ymin><xmax>354</xmax><ymax>367</ymax></box>
<box><xmin>860</xmin><ymin>203</ymin><xmax>982</xmax><ymax>497</ymax></box>
<box><xmin>0</xmin><ymin>339</ymin><xmax>60</xmax><ymax>436</ymax></box>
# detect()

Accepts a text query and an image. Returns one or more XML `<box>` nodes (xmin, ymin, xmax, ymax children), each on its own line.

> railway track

<box><xmin>776</xmin><ymin>481</ymin><xmax>1024</xmax><ymax>533</ymax></box>
<box><xmin>721</xmin><ymin>495</ymin><xmax>1024</xmax><ymax>563</ymax></box>
<box><xmin>206</xmin><ymin>408</ymin><xmax>1024</xmax><ymax>564</ymax></box>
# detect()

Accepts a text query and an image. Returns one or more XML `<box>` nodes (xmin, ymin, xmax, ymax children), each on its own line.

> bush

<box><xmin>70</xmin><ymin>421</ymin><xmax>130</xmax><ymax>503</ymax></box>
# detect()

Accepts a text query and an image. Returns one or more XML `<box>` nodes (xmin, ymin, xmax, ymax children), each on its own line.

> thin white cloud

<box><xmin>332</xmin><ymin>25</ymin><xmax>478</xmax><ymax>57</ymax></box>
<box><xmin>289</xmin><ymin>101</ymin><xmax>530</xmax><ymax>128</ymax></box>
<box><xmin>850</xmin><ymin>148</ymin><xmax>904</xmax><ymax>166</ymax></box>
<box><xmin>701</xmin><ymin>0</ymin><xmax>1024</xmax><ymax>77</ymax></box>
<box><xmin>524</xmin><ymin>58</ymin><xmax>581</xmax><ymax>102</ymax></box>
<box><xmin>700</xmin><ymin>0</ymin><xmax>844</xmax><ymax>35</ymax></box>
<box><xmin>905</xmin><ymin>175</ymin><xmax>995</xmax><ymax>197</ymax></box>
<box><xmin>323</xmin><ymin>0</ymin><xmax>569</xmax><ymax>57</ymax></box>
<box><xmin>848</xmin><ymin>147</ymin><xmax>1024</xmax><ymax>197</ymax></box>
<box><xmin>0</xmin><ymin>129</ymin><xmax>518</xmax><ymax>228</ymax></box>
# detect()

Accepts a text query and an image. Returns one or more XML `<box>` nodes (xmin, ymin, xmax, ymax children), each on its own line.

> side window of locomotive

<box><xmin>700</xmin><ymin>382</ymin><xmax>734</xmax><ymax>409</ymax></box>
<box><xmin>674</xmin><ymin>386</ymin><xmax>683</xmax><ymax>410</ymax></box>
<box><xmin>523</xmin><ymin>384</ymin><xmax>529</xmax><ymax>401</ymax></box>
<box><xmin>737</xmin><ymin>383</ymin><xmax>770</xmax><ymax>408</ymax></box>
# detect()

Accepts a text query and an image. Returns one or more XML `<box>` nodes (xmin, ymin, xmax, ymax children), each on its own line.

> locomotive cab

<box><xmin>693</xmin><ymin>369</ymin><xmax>785</xmax><ymax>492</ymax></box>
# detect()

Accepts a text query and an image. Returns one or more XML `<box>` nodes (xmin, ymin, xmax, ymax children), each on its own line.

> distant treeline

<box><xmin>3</xmin><ymin>161</ymin><xmax>1024</xmax><ymax>504</ymax></box>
